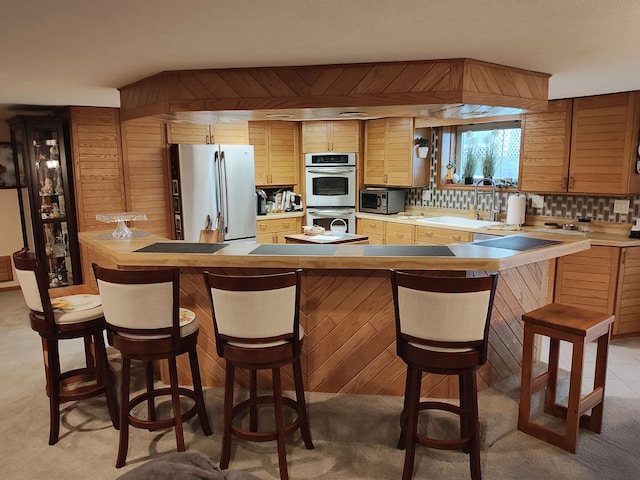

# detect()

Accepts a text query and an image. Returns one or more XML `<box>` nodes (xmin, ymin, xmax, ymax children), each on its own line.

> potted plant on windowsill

<box><xmin>482</xmin><ymin>143</ymin><xmax>497</xmax><ymax>185</ymax></box>
<box><xmin>462</xmin><ymin>147</ymin><xmax>478</xmax><ymax>185</ymax></box>
<box><xmin>415</xmin><ymin>137</ymin><xmax>430</xmax><ymax>158</ymax></box>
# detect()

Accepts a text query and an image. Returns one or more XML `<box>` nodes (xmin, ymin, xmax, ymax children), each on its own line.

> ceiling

<box><xmin>2</xmin><ymin>0</ymin><xmax>640</xmax><ymax>123</ymax></box>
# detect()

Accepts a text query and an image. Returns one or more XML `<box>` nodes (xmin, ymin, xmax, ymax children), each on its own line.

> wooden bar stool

<box><xmin>518</xmin><ymin>303</ymin><xmax>614</xmax><ymax>453</ymax></box>
<box><xmin>93</xmin><ymin>264</ymin><xmax>212</xmax><ymax>468</ymax></box>
<box><xmin>12</xmin><ymin>248</ymin><xmax>119</xmax><ymax>445</ymax></box>
<box><xmin>203</xmin><ymin>269</ymin><xmax>313</xmax><ymax>480</ymax></box>
<box><xmin>390</xmin><ymin>270</ymin><xmax>499</xmax><ymax>480</ymax></box>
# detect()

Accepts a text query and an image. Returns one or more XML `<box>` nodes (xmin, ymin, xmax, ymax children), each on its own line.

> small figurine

<box><xmin>41</xmin><ymin>177</ymin><xmax>54</xmax><ymax>195</ymax></box>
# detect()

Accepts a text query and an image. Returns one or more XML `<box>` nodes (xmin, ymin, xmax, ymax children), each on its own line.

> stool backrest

<box><xmin>12</xmin><ymin>248</ymin><xmax>56</xmax><ymax>332</ymax></box>
<box><xmin>390</xmin><ymin>271</ymin><xmax>499</xmax><ymax>364</ymax></box>
<box><xmin>93</xmin><ymin>264</ymin><xmax>180</xmax><ymax>341</ymax></box>
<box><xmin>203</xmin><ymin>270</ymin><xmax>301</xmax><ymax>356</ymax></box>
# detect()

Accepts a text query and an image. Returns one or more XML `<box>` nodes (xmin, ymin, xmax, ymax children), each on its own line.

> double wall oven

<box><xmin>304</xmin><ymin>152</ymin><xmax>356</xmax><ymax>233</ymax></box>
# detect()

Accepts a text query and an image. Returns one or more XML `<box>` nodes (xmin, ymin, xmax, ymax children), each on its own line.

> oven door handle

<box><xmin>306</xmin><ymin>167</ymin><xmax>354</xmax><ymax>174</ymax></box>
<box><xmin>308</xmin><ymin>209</ymin><xmax>355</xmax><ymax>217</ymax></box>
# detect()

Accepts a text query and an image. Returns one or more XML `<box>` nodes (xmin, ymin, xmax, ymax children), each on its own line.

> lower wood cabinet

<box><xmin>615</xmin><ymin>247</ymin><xmax>640</xmax><ymax>336</ymax></box>
<box><xmin>257</xmin><ymin>217</ymin><xmax>302</xmax><ymax>244</ymax></box>
<box><xmin>357</xmin><ymin>218</ymin><xmax>385</xmax><ymax>244</ymax></box>
<box><xmin>385</xmin><ymin>222</ymin><xmax>414</xmax><ymax>245</ymax></box>
<box><xmin>554</xmin><ymin>245</ymin><xmax>620</xmax><ymax>315</ymax></box>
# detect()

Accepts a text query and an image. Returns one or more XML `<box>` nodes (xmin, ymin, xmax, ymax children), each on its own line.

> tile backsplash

<box><xmin>407</xmin><ymin>130</ymin><xmax>640</xmax><ymax>224</ymax></box>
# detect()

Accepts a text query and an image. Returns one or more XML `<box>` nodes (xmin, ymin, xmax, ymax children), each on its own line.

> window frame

<box><xmin>436</xmin><ymin>120</ymin><xmax>521</xmax><ymax>191</ymax></box>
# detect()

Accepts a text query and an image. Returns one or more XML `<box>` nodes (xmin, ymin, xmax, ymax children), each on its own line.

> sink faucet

<box><xmin>473</xmin><ymin>178</ymin><xmax>500</xmax><ymax>221</ymax></box>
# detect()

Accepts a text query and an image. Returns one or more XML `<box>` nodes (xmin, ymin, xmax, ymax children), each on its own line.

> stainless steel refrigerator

<box><xmin>170</xmin><ymin>144</ymin><xmax>257</xmax><ymax>242</ymax></box>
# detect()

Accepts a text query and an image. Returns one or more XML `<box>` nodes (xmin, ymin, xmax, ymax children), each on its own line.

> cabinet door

<box><xmin>554</xmin><ymin>245</ymin><xmax>619</xmax><ymax>314</ymax></box>
<box><xmin>166</xmin><ymin>124</ymin><xmax>210</xmax><ymax>144</ymax></box>
<box><xmin>211</xmin><ymin>122</ymin><xmax>249</xmax><ymax>144</ymax></box>
<box><xmin>302</xmin><ymin>121</ymin><xmax>330</xmax><ymax>152</ymax></box>
<box><xmin>385</xmin><ymin>118</ymin><xmax>415</xmax><ymax>187</ymax></box>
<box><xmin>570</xmin><ymin>92</ymin><xmax>638</xmax><ymax>194</ymax></box>
<box><xmin>330</xmin><ymin>120</ymin><xmax>359</xmax><ymax>152</ymax></box>
<box><xmin>385</xmin><ymin>222</ymin><xmax>414</xmax><ymax>245</ymax></box>
<box><xmin>249</xmin><ymin>121</ymin><xmax>270</xmax><ymax>185</ymax></box>
<box><xmin>615</xmin><ymin>247</ymin><xmax>640</xmax><ymax>336</ymax></box>
<box><xmin>269</xmin><ymin>121</ymin><xmax>298</xmax><ymax>186</ymax></box>
<box><xmin>519</xmin><ymin>99</ymin><xmax>572</xmax><ymax>193</ymax></box>
<box><xmin>363</xmin><ymin>119</ymin><xmax>386</xmax><ymax>185</ymax></box>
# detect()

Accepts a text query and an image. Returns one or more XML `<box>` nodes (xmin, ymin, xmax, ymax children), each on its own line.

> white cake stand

<box><xmin>96</xmin><ymin>212</ymin><xmax>148</xmax><ymax>238</ymax></box>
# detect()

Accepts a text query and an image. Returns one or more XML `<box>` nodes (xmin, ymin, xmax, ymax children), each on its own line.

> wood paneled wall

<box><xmin>69</xmin><ymin>107</ymin><xmax>126</xmax><ymax>285</ymax></box>
<box><xmin>120</xmin><ymin>118</ymin><xmax>172</xmax><ymax>238</ymax></box>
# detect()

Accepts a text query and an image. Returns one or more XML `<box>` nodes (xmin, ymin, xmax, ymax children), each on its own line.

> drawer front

<box><xmin>415</xmin><ymin>226</ymin><xmax>471</xmax><ymax>245</ymax></box>
<box><xmin>257</xmin><ymin>218</ymin><xmax>299</xmax><ymax>234</ymax></box>
<box><xmin>358</xmin><ymin>218</ymin><xmax>385</xmax><ymax>236</ymax></box>
<box><xmin>385</xmin><ymin>222</ymin><xmax>415</xmax><ymax>245</ymax></box>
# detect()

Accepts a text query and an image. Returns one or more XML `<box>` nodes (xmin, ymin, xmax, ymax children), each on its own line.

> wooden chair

<box><xmin>12</xmin><ymin>248</ymin><xmax>119</xmax><ymax>445</ymax></box>
<box><xmin>92</xmin><ymin>264</ymin><xmax>212</xmax><ymax>468</ymax></box>
<box><xmin>203</xmin><ymin>269</ymin><xmax>313</xmax><ymax>480</ymax></box>
<box><xmin>518</xmin><ymin>303</ymin><xmax>614</xmax><ymax>453</ymax></box>
<box><xmin>390</xmin><ymin>270</ymin><xmax>499</xmax><ymax>480</ymax></box>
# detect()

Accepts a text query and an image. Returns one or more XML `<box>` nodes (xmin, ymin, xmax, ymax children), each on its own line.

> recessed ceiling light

<box><xmin>338</xmin><ymin>111</ymin><xmax>368</xmax><ymax>118</ymax></box>
<box><xmin>265</xmin><ymin>113</ymin><xmax>294</xmax><ymax>119</ymax></box>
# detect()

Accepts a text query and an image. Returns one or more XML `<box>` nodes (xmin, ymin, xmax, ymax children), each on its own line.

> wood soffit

<box><xmin>118</xmin><ymin>58</ymin><xmax>550</xmax><ymax>123</ymax></box>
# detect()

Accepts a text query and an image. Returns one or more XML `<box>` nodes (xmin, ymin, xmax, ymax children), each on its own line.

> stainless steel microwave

<box><xmin>359</xmin><ymin>188</ymin><xmax>405</xmax><ymax>214</ymax></box>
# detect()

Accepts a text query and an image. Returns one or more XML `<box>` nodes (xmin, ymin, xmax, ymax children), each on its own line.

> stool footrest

<box><xmin>400</xmin><ymin>400</ymin><xmax>471</xmax><ymax>452</ymax></box>
<box><xmin>231</xmin><ymin>395</ymin><xmax>303</xmax><ymax>443</ymax></box>
<box><xmin>128</xmin><ymin>387</ymin><xmax>198</xmax><ymax>431</ymax></box>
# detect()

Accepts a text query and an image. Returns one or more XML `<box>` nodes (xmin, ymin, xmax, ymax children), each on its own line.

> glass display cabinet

<box><xmin>9</xmin><ymin>115</ymin><xmax>82</xmax><ymax>288</ymax></box>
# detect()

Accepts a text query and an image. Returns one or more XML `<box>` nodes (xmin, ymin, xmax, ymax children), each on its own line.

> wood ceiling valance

<box><xmin>118</xmin><ymin>58</ymin><xmax>549</xmax><ymax>122</ymax></box>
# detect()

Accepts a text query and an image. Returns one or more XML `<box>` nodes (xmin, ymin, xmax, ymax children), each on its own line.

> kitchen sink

<box><xmin>416</xmin><ymin>216</ymin><xmax>502</xmax><ymax>229</ymax></box>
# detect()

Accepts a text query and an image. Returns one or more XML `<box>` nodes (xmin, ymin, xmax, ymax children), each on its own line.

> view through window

<box><xmin>455</xmin><ymin>121</ymin><xmax>521</xmax><ymax>185</ymax></box>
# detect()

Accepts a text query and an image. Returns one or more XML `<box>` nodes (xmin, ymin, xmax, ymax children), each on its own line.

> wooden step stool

<box><xmin>518</xmin><ymin>303</ymin><xmax>614</xmax><ymax>453</ymax></box>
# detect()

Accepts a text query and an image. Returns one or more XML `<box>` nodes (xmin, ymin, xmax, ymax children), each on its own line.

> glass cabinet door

<box><xmin>9</xmin><ymin>116</ymin><xmax>82</xmax><ymax>288</ymax></box>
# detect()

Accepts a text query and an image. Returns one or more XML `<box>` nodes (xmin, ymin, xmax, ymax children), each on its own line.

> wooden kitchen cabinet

<box><xmin>385</xmin><ymin>222</ymin><xmax>414</xmax><ymax>245</ymax></box>
<box><xmin>615</xmin><ymin>246</ymin><xmax>640</xmax><ymax>336</ymax></box>
<box><xmin>166</xmin><ymin>122</ymin><xmax>249</xmax><ymax>145</ymax></box>
<box><xmin>357</xmin><ymin>218</ymin><xmax>385</xmax><ymax>244</ymax></box>
<box><xmin>249</xmin><ymin>121</ymin><xmax>299</xmax><ymax>187</ymax></box>
<box><xmin>414</xmin><ymin>225</ymin><xmax>471</xmax><ymax>245</ymax></box>
<box><xmin>301</xmin><ymin>120</ymin><xmax>360</xmax><ymax>152</ymax></box>
<box><xmin>519</xmin><ymin>99</ymin><xmax>572</xmax><ymax>193</ymax></box>
<box><xmin>256</xmin><ymin>216</ymin><xmax>302</xmax><ymax>243</ymax></box>
<box><xmin>554</xmin><ymin>245</ymin><xmax>620</xmax><ymax>315</ymax></box>
<box><xmin>520</xmin><ymin>92</ymin><xmax>640</xmax><ymax>195</ymax></box>
<box><xmin>363</xmin><ymin>117</ymin><xmax>428</xmax><ymax>187</ymax></box>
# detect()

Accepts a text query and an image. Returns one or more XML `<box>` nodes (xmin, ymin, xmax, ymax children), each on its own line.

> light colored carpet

<box><xmin>2</xmin><ymin>289</ymin><xmax>639</xmax><ymax>479</ymax></box>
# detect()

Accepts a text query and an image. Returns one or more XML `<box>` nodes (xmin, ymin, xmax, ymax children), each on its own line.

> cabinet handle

<box><xmin>452</xmin><ymin>235</ymin><xmax>462</xmax><ymax>241</ymax></box>
<box><xmin>259</xmin><ymin>224</ymin><xmax>267</xmax><ymax>230</ymax></box>
<box><xmin>569</xmin><ymin>177</ymin><xmax>574</xmax><ymax>189</ymax></box>
<box><xmin>422</xmin><ymin>231</ymin><xmax>433</xmax><ymax>237</ymax></box>
<box><xmin>561</xmin><ymin>177</ymin><xmax>567</xmax><ymax>190</ymax></box>
<box><xmin>282</xmin><ymin>221</ymin><xmax>290</xmax><ymax>227</ymax></box>
<box><xmin>621</xmin><ymin>249</ymin><xmax>627</xmax><ymax>266</ymax></box>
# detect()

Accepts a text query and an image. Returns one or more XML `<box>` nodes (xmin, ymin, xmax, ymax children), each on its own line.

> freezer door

<box><xmin>177</xmin><ymin>144</ymin><xmax>218</xmax><ymax>242</ymax></box>
<box><xmin>218</xmin><ymin>145</ymin><xmax>257</xmax><ymax>240</ymax></box>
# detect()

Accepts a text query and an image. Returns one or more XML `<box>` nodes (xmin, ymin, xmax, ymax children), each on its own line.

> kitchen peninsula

<box><xmin>80</xmin><ymin>229</ymin><xmax>589</xmax><ymax>398</ymax></box>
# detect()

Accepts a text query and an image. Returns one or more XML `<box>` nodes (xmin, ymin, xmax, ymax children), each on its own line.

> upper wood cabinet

<box><xmin>363</xmin><ymin>117</ymin><xmax>429</xmax><ymax>187</ymax></box>
<box><xmin>249</xmin><ymin>121</ymin><xmax>299</xmax><ymax>187</ymax></box>
<box><xmin>166</xmin><ymin>122</ymin><xmax>249</xmax><ymax>145</ymax></box>
<box><xmin>301</xmin><ymin>120</ymin><xmax>359</xmax><ymax>152</ymax></box>
<box><xmin>520</xmin><ymin>92</ymin><xmax>640</xmax><ymax>195</ymax></box>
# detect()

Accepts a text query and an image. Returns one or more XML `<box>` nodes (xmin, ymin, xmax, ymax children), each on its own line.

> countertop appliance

<box><xmin>359</xmin><ymin>188</ymin><xmax>406</xmax><ymax>215</ymax></box>
<box><xmin>256</xmin><ymin>189</ymin><xmax>267</xmax><ymax>215</ymax></box>
<box><xmin>170</xmin><ymin>144</ymin><xmax>257</xmax><ymax>242</ymax></box>
<box><xmin>305</xmin><ymin>152</ymin><xmax>356</xmax><ymax>208</ymax></box>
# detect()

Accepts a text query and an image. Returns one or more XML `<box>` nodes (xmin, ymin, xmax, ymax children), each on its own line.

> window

<box><xmin>440</xmin><ymin>120</ymin><xmax>521</xmax><ymax>187</ymax></box>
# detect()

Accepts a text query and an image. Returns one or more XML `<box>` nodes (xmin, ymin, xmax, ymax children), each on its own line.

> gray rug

<box><xmin>2</xmin><ymin>289</ymin><xmax>639</xmax><ymax>479</ymax></box>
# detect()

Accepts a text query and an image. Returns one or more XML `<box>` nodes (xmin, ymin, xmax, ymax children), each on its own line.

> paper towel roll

<box><xmin>506</xmin><ymin>195</ymin><xmax>526</xmax><ymax>225</ymax></box>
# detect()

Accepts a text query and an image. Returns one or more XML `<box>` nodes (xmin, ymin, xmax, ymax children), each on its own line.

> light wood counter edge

<box><xmin>79</xmin><ymin>230</ymin><xmax>590</xmax><ymax>272</ymax></box>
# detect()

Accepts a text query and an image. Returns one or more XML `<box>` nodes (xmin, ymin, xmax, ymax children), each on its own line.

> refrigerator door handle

<box><xmin>213</xmin><ymin>150</ymin><xmax>223</xmax><ymax>229</ymax></box>
<box><xmin>220</xmin><ymin>150</ymin><xmax>229</xmax><ymax>234</ymax></box>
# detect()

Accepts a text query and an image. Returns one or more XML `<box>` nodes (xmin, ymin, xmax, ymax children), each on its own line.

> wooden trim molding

<box><xmin>119</xmin><ymin>58</ymin><xmax>549</xmax><ymax>122</ymax></box>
